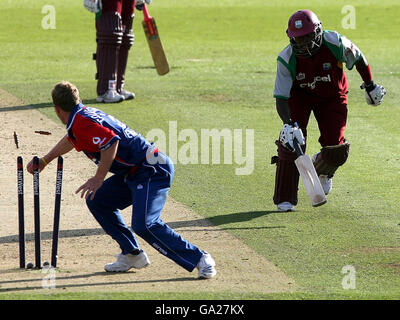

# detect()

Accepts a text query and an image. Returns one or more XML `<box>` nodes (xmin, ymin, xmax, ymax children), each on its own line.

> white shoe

<box><xmin>319</xmin><ymin>174</ymin><xmax>332</xmax><ymax>195</ymax></box>
<box><xmin>119</xmin><ymin>89</ymin><xmax>135</xmax><ymax>100</ymax></box>
<box><xmin>277</xmin><ymin>202</ymin><xmax>295</xmax><ymax>212</ymax></box>
<box><xmin>104</xmin><ymin>250</ymin><xmax>150</xmax><ymax>272</ymax></box>
<box><xmin>96</xmin><ymin>89</ymin><xmax>124</xmax><ymax>103</ymax></box>
<box><xmin>197</xmin><ymin>252</ymin><xmax>217</xmax><ymax>279</ymax></box>
<box><xmin>312</xmin><ymin>153</ymin><xmax>333</xmax><ymax>195</ymax></box>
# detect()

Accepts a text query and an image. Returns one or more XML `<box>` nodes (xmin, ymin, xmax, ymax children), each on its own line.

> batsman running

<box><xmin>26</xmin><ymin>81</ymin><xmax>217</xmax><ymax>279</ymax></box>
<box><xmin>272</xmin><ymin>10</ymin><xmax>386</xmax><ymax>212</ymax></box>
<box><xmin>83</xmin><ymin>0</ymin><xmax>151</xmax><ymax>103</ymax></box>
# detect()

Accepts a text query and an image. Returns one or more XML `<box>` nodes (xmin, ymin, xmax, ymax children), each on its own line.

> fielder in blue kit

<box><xmin>26</xmin><ymin>81</ymin><xmax>216</xmax><ymax>278</ymax></box>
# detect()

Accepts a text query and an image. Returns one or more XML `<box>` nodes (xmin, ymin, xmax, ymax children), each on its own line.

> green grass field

<box><xmin>1</xmin><ymin>0</ymin><xmax>400</xmax><ymax>300</ymax></box>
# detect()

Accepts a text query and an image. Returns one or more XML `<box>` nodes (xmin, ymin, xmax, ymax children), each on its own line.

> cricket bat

<box><xmin>293</xmin><ymin>138</ymin><xmax>327</xmax><ymax>207</ymax></box>
<box><xmin>142</xmin><ymin>4</ymin><xmax>170</xmax><ymax>75</ymax></box>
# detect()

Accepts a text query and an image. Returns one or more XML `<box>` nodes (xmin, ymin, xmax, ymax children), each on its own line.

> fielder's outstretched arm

<box><xmin>26</xmin><ymin>135</ymin><xmax>73</xmax><ymax>174</ymax></box>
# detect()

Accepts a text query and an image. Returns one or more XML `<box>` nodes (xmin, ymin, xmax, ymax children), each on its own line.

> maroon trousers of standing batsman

<box><xmin>96</xmin><ymin>0</ymin><xmax>135</xmax><ymax>96</ymax></box>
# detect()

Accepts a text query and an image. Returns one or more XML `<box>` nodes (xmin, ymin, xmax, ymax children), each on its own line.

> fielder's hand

<box><xmin>279</xmin><ymin>122</ymin><xmax>305</xmax><ymax>152</ymax></box>
<box><xmin>361</xmin><ymin>81</ymin><xmax>386</xmax><ymax>106</ymax></box>
<box><xmin>26</xmin><ymin>157</ymin><xmax>48</xmax><ymax>174</ymax></box>
<box><xmin>136</xmin><ymin>0</ymin><xmax>151</xmax><ymax>11</ymax></box>
<box><xmin>83</xmin><ymin>0</ymin><xmax>102</xmax><ymax>13</ymax></box>
<box><xmin>76</xmin><ymin>176</ymin><xmax>104</xmax><ymax>200</ymax></box>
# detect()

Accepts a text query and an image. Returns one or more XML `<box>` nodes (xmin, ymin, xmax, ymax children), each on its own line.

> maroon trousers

<box><xmin>96</xmin><ymin>0</ymin><xmax>135</xmax><ymax>95</ymax></box>
<box><xmin>289</xmin><ymin>91</ymin><xmax>348</xmax><ymax>147</ymax></box>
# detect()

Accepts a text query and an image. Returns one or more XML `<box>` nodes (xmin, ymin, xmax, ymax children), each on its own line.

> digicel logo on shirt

<box><xmin>299</xmin><ymin>74</ymin><xmax>332</xmax><ymax>90</ymax></box>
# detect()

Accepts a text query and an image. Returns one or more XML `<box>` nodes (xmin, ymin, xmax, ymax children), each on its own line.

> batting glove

<box><xmin>136</xmin><ymin>0</ymin><xmax>151</xmax><ymax>11</ymax></box>
<box><xmin>361</xmin><ymin>81</ymin><xmax>386</xmax><ymax>106</ymax></box>
<box><xmin>83</xmin><ymin>0</ymin><xmax>102</xmax><ymax>13</ymax></box>
<box><xmin>279</xmin><ymin>122</ymin><xmax>305</xmax><ymax>152</ymax></box>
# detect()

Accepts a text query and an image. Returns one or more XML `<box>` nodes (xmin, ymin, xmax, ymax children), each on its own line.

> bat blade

<box><xmin>142</xmin><ymin>6</ymin><xmax>169</xmax><ymax>76</ymax></box>
<box><xmin>295</xmin><ymin>154</ymin><xmax>327</xmax><ymax>207</ymax></box>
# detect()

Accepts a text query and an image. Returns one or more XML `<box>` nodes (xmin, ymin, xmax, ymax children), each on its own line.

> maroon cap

<box><xmin>287</xmin><ymin>10</ymin><xmax>321</xmax><ymax>38</ymax></box>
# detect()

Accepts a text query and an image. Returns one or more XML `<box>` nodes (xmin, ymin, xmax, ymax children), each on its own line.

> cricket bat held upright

<box><xmin>142</xmin><ymin>4</ymin><xmax>169</xmax><ymax>75</ymax></box>
<box><xmin>293</xmin><ymin>138</ymin><xmax>327</xmax><ymax>207</ymax></box>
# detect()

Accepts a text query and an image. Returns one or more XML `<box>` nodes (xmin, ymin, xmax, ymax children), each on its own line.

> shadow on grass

<box><xmin>0</xmin><ymin>102</ymin><xmax>52</xmax><ymax>112</ymax></box>
<box><xmin>1</xmin><ymin>210</ymin><xmax>284</xmax><ymax>245</ymax></box>
<box><xmin>0</xmin><ymin>99</ymin><xmax>106</xmax><ymax>113</ymax></box>
<box><xmin>81</xmin><ymin>98</ymin><xmax>103</xmax><ymax>105</ymax></box>
<box><xmin>168</xmin><ymin>210</ymin><xmax>285</xmax><ymax>231</ymax></box>
<box><xmin>0</xmin><ymin>272</ymin><xmax>195</xmax><ymax>293</ymax></box>
<box><xmin>209</xmin><ymin>210</ymin><xmax>282</xmax><ymax>225</ymax></box>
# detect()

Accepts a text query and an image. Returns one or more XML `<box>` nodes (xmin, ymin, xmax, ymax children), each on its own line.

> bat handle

<box><xmin>142</xmin><ymin>4</ymin><xmax>151</xmax><ymax>21</ymax></box>
<box><xmin>293</xmin><ymin>137</ymin><xmax>304</xmax><ymax>157</ymax></box>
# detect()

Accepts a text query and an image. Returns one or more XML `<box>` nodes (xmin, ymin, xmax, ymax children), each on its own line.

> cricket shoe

<box><xmin>319</xmin><ymin>174</ymin><xmax>332</xmax><ymax>195</ymax></box>
<box><xmin>277</xmin><ymin>202</ymin><xmax>295</xmax><ymax>212</ymax></box>
<box><xmin>96</xmin><ymin>89</ymin><xmax>124</xmax><ymax>103</ymax></box>
<box><xmin>197</xmin><ymin>252</ymin><xmax>217</xmax><ymax>279</ymax></box>
<box><xmin>104</xmin><ymin>250</ymin><xmax>150</xmax><ymax>272</ymax></box>
<box><xmin>119</xmin><ymin>89</ymin><xmax>135</xmax><ymax>100</ymax></box>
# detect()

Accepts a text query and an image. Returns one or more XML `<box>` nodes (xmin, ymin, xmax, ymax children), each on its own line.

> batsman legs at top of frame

<box><xmin>86</xmin><ymin>0</ymin><xmax>168</xmax><ymax>104</ymax></box>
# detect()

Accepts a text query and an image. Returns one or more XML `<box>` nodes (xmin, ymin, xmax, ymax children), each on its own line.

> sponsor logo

<box><xmin>323</xmin><ymin>62</ymin><xmax>331</xmax><ymax>70</ymax></box>
<box><xmin>92</xmin><ymin>137</ymin><xmax>106</xmax><ymax>145</ymax></box>
<box><xmin>296</xmin><ymin>72</ymin><xmax>306</xmax><ymax>80</ymax></box>
<box><xmin>299</xmin><ymin>74</ymin><xmax>332</xmax><ymax>90</ymax></box>
<box><xmin>152</xmin><ymin>243</ymin><xmax>168</xmax><ymax>255</ymax></box>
